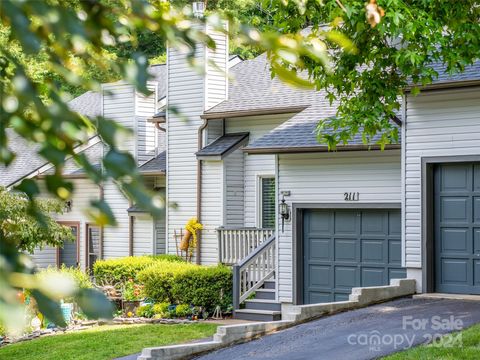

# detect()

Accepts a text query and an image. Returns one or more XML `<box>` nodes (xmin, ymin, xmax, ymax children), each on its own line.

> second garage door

<box><xmin>303</xmin><ymin>209</ymin><xmax>406</xmax><ymax>304</ymax></box>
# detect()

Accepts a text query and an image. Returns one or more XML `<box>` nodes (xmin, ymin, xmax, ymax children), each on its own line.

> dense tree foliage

<box><xmin>0</xmin><ymin>0</ymin><xmax>329</xmax><ymax>334</ymax></box>
<box><xmin>264</xmin><ymin>0</ymin><xmax>480</xmax><ymax>148</ymax></box>
<box><xmin>0</xmin><ymin>187</ymin><xmax>74</xmax><ymax>253</ymax></box>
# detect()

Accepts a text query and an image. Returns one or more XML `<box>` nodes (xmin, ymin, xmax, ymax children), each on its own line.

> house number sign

<box><xmin>344</xmin><ymin>192</ymin><xmax>360</xmax><ymax>201</ymax></box>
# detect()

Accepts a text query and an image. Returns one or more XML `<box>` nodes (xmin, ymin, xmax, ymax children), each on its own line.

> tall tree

<box><xmin>0</xmin><ymin>0</ymin><xmax>332</xmax><ymax>333</ymax></box>
<box><xmin>265</xmin><ymin>0</ymin><xmax>480</xmax><ymax>148</ymax></box>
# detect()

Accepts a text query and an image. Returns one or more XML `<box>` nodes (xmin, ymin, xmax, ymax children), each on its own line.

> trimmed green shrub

<box><xmin>138</xmin><ymin>263</ymin><xmax>232</xmax><ymax>312</ymax></box>
<box><xmin>171</xmin><ymin>265</ymin><xmax>232</xmax><ymax>312</ymax></box>
<box><xmin>175</xmin><ymin>304</ymin><xmax>191</xmax><ymax>317</ymax></box>
<box><xmin>152</xmin><ymin>302</ymin><xmax>170</xmax><ymax>317</ymax></box>
<box><xmin>137</xmin><ymin>262</ymin><xmax>198</xmax><ymax>303</ymax></box>
<box><xmin>135</xmin><ymin>304</ymin><xmax>154</xmax><ymax>318</ymax></box>
<box><xmin>37</xmin><ymin>265</ymin><xmax>93</xmax><ymax>302</ymax></box>
<box><xmin>93</xmin><ymin>255</ymin><xmax>184</xmax><ymax>286</ymax></box>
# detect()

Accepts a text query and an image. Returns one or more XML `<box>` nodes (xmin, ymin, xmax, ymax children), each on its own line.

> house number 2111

<box><xmin>344</xmin><ymin>192</ymin><xmax>360</xmax><ymax>201</ymax></box>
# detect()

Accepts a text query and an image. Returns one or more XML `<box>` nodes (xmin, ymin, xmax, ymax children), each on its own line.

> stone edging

<box><xmin>138</xmin><ymin>278</ymin><xmax>416</xmax><ymax>360</ymax></box>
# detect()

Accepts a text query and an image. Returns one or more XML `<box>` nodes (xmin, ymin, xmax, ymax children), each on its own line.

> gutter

<box><xmin>405</xmin><ymin>79</ymin><xmax>480</xmax><ymax>92</ymax></box>
<box><xmin>243</xmin><ymin>144</ymin><xmax>401</xmax><ymax>155</ymax></box>
<box><xmin>200</xmin><ymin>106</ymin><xmax>308</xmax><ymax>120</ymax></box>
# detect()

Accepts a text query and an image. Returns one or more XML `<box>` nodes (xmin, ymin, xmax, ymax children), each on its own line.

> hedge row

<box><xmin>93</xmin><ymin>254</ymin><xmax>183</xmax><ymax>286</ymax></box>
<box><xmin>138</xmin><ymin>262</ymin><xmax>232</xmax><ymax>313</ymax></box>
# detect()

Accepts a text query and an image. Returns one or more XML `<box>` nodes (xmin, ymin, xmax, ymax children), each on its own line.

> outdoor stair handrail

<box><xmin>232</xmin><ymin>233</ymin><xmax>276</xmax><ymax>310</ymax></box>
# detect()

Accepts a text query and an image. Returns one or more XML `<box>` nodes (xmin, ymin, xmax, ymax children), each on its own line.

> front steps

<box><xmin>234</xmin><ymin>279</ymin><xmax>282</xmax><ymax>321</ymax></box>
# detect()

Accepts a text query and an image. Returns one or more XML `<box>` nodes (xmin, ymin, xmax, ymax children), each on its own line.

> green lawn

<box><xmin>384</xmin><ymin>323</ymin><xmax>480</xmax><ymax>359</ymax></box>
<box><xmin>0</xmin><ymin>323</ymin><xmax>218</xmax><ymax>360</ymax></box>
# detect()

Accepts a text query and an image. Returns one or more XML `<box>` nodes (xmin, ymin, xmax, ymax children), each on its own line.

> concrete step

<box><xmin>244</xmin><ymin>299</ymin><xmax>282</xmax><ymax>311</ymax></box>
<box><xmin>263</xmin><ymin>280</ymin><xmax>276</xmax><ymax>290</ymax></box>
<box><xmin>234</xmin><ymin>309</ymin><xmax>282</xmax><ymax>322</ymax></box>
<box><xmin>254</xmin><ymin>288</ymin><xmax>276</xmax><ymax>300</ymax></box>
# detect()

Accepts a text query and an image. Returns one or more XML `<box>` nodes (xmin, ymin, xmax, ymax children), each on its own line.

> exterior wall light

<box><xmin>279</xmin><ymin>192</ymin><xmax>290</xmax><ymax>233</ymax></box>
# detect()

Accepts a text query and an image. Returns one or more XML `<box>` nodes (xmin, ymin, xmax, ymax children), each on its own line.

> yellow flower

<box><xmin>127</xmin><ymin>311</ymin><xmax>133</xmax><ymax>317</ymax></box>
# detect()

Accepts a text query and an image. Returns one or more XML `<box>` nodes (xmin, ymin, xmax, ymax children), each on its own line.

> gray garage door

<box><xmin>434</xmin><ymin>163</ymin><xmax>480</xmax><ymax>294</ymax></box>
<box><xmin>303</xmin><ymin>209</ymin><xmax>406</xmax><ymax>304</ymax></box>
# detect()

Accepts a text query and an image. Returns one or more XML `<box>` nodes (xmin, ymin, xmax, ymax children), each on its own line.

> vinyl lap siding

<box><xmin>225</xmin><ymin>114</ymin><xmax>294</xmax><ymax>227</ymax></box>
<box><xmin>200</xmin><ymin>160</ymin><xmax>223</xmax><ymax>264</ymax></box>
<box><xmin>102</xmin><ymin>82</ymin><xmax>135</xmax><ymax>259</ymax></box>
<box><xmin>404</xmin><ymin>86</ymin><xmax>480</xmax><ymax>269</ymax></box>
<box><xmin>166</xmin><ymin>24</ymin><xmax>228</xmax><ymax>264</ymax></box>
<box><xmin>205</xmin><ymin>23</ymin><xmax>228</xmax><ymax>110</ymax></box>
<box><xmin>278</xmin><ymin>151</ymin><xmax>401</xmax><ymax>302</ymax></box>
<box><xmin>32</xmin><ymin>178</ymin><xmax>100</xmax><ymax>270</ymax></box>
<box><xmin>133</xmin><ymin>214</ymin><xmax>154</xmax><ymax>255</ymax></box>
<box><xmin>167</xmin><ymin>42</ymin><xmax>205</xmax><ymax>261</ymax></box>
<box><xmin>136</xmin><ymin>81</ymin><xmax>158</xmax><ymax>164</ymax></box>
<box><xmin>224</xmin><ymin>148</ymin><xmax>244</xmax><ymax>227</ymax></box>
<box><xmin>155</xmin><ymin>215</ymin><xmax>166</xmax><ymax>254</ymax></box>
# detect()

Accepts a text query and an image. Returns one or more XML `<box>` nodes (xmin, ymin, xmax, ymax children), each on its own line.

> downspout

<box><xmin>128</xmin><ymin>201</ymin><xmax>134</xmax><ymax>256</ymax></box>
<box><xmin>99</xmin><ymin>184</ymin><xmax>104</xmax><ymax>259</ymax></box>
<box><xmin>196</xmin><ymin>119</ymin><xmax>208</xmax><ymax>264</ymax></box>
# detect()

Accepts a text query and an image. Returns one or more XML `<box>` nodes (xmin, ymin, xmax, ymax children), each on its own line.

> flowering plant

<box><xmin>123</xmin><ymin>279</ymin><xmax>143</xmax><ymax>301</ymax></box>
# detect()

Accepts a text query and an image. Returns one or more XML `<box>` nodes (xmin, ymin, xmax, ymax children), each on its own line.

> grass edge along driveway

<box><xmin>0</xmin><ymin>322</ymin><xmax>218</xmax><ymax>360</ymax></box>
<box><xmin>384</xmin><ymin>322</ymin><xmax>480</xmax><ymax>359</ymax></box>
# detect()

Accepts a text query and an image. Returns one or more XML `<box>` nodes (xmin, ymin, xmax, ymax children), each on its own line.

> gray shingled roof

<box><xmin>204</xmin><ymin>54</ymin><xmax>316</xmax><ymax>115</ymax></box>
<box><xmin>68</xmin><ymin>91</ymin><xmax>102</xmax><ymax>118</ymax></box>
<box><xmin>196</xmin><ymin>133</ymin><xmax>249</xmax><ymax>158</ymax></box>
<box><xmin>0</xmin><ymin>129</ymin><xmax>45</xmax><ymax>187</ymax></box>
<box><xmin>429</xmin><ymin>61</ymin><xmax>480</xmax><ymax>85</ymax></box>
<box><xmin>138</xmin><ymin>151</ymin><xmax>166</xmax><ymax>174</ymax></box>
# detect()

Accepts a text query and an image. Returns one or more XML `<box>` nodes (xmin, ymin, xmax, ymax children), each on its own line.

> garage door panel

<box><xmin>309</xmin><ymin>292</ymin><xmax>333</xmax><ymax>304</ymax></box>
<box><xmin>441</xmin><ymin>228</ymin><xmax>469</xmax><ymax>253</ymax></box>
<box><xmin>308</xmin><ymin>210</ymin><xmax>332</xmax><ymax>233</ymax></box>
<box><xmin>334</xmin><ymin>266</ymin><xmax>358</xmax><ymax>288</ymax></box>
<box><xmin>474</xmin><ymin>261</ymin><xmax>480</xmax><ymax>286</ymax></box>
<box><xmin>309</xmin><ymin>265</ymin><xmax>331</xmax><ymax>287</ymax></box>
<box><xmin>309</xmin><ymin>238</ymin><xmax>331</xmax><ymax>261</ymax></box>
<box><xmin>303</xmin><ymin>209</ymin><xmax>404</xmax><ymax>305</ymax></box>
<box><xmin>389</xmin><ymin>211</ymin><xmax>401</xmax><ymax>235</ymax></box>
<box><xmin>440</xmin><ymin>259</ymin><xmax>469</xmax><ymax>285</ymax></box>
<box><xmin>362</xmin><ymin>240</ymin><xmax>384</xmax><ymax>263</ymax></box>
<box><xmin>474</xmin><ymin>164</ymin><xmax>480</xmax><ymax>191</ymax></box>
<box><xmin>388</xmin><ymin>240</ymin><xmax>402</xmax><ymax>265</ymax></box>
<box><xmin>361</xmin><ymin>212</ymin><xmax>387</xmax><ymax>235</ymax></box>
<box><xmin>389</xmin><ymin>268</ymin><xmax>407</xmax><ymax>282</ymax></box>
<box><xmin>361</xmin><ymin>267</ymin><xmax>385</xmax><ymax>287</ymax></box>
<box><xmin>434</xmin><ymin>163</ymin><xmax>480</xmax><ymax>295</ymax></box>
<box><xmin>334</xmin><ymin>293</ymin><xmax>350</xmax><ymax>302</ymax></box>
<box><xmin>474</xmin><ymin>229</ymin><xmax>480</xmax><ymax>253</ymax></box>
<box><xmin>440</xmin><ymin>164</ymin><xmax>471</xmax><ymax>192</ymax></box>
<box><xmin>334</xmin><ymin>211</ymin><xmax>357</xmax><ymax>235</ymax></box>
<box><xmin>473</xmin><ymin>197</ymin><xmax>480</xmax><ymax>222</ymax></box>
<box><xmin>440</xmin><ymin>197</ymin><xmax>469</xmax><ymax>223</ymax></box>
<box><xmin>334</xmin><ymin>239</ymin><xmax>357</xmax><ymax>262</ymax></box>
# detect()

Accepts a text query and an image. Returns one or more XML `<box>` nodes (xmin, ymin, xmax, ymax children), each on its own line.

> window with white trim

<box><xmin>259</xmin><ymin>177</ymin><xmax>275</xmax><ymax>228</ymax></box>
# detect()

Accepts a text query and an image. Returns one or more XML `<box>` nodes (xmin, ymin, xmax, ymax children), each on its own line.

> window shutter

<box><xmin>261</xmin><ymin>178</ymin><xmax>275</xmax><ymax>228</ymax></box>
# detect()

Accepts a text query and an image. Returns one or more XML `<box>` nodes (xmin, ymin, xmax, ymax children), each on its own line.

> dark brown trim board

<box><xmin>292</xmin><ymin>202</ymin><xmax>402</xmax><ymax>305</ymax></box>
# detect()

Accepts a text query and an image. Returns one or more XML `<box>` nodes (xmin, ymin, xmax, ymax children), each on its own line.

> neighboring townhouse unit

<box><xmin>164</xmin><ymin>20</ymin><xmax>480</xmax><ymax>320</ymax></box>
<box><xmin>1</xmin><ymin>65</ymin><xmax>168</xmax><ymax>270</ymax></box>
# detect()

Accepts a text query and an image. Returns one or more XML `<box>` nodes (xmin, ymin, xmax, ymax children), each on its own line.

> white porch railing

<box><xmin>233</xmin><ymin>234</ymin><xmax>276</xmax><ymax>309</ymax></box>
<box><xmin>217</xmin><ymin>227</ymin><xmax>274</xmax><ymax>265</ymax></box>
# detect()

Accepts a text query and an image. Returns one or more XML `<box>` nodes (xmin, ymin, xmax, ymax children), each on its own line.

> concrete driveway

<box><xmin>195</xmin><ymin>297</ymin><xmax>480</xmax><ymax>360</ymax></box>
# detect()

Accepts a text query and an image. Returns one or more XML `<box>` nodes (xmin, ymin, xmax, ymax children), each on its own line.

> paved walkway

<box><xmin>195</xmin><ymin>297</ymin><xmax>480</xmax><ymax>360</ymax></box>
